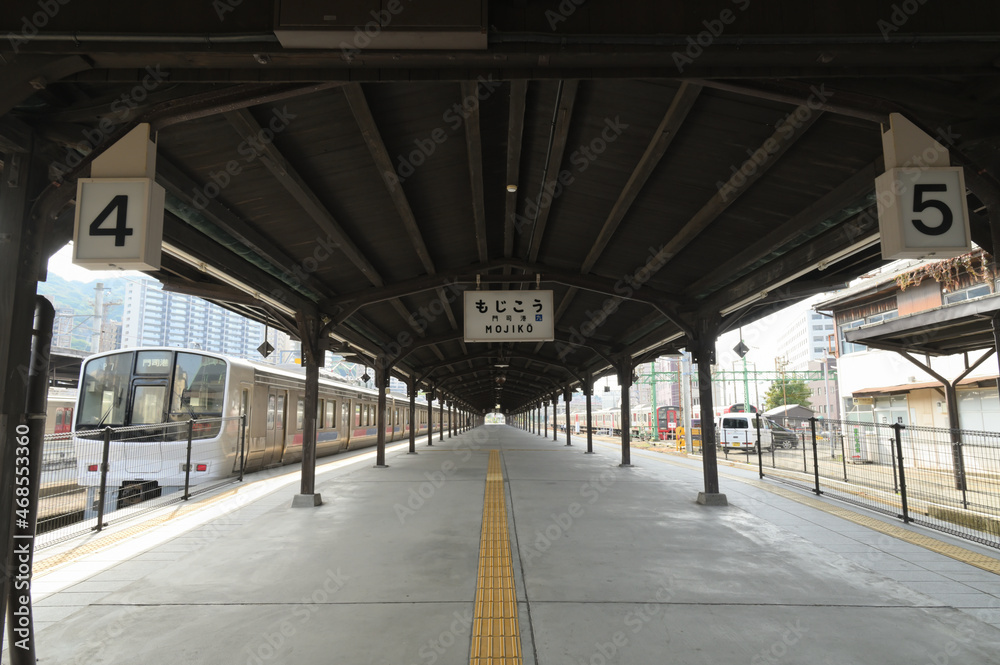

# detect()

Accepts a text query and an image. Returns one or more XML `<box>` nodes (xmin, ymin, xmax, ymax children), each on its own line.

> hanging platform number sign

<box><xmin>73</xmin><ymin>178</ymin><xmax>165</xmax><ymax>270</ymax></box>
<box><xmin>875</xmin><ymin>166</ymin><xmax>971</xmax><ymax>260</ymax></box>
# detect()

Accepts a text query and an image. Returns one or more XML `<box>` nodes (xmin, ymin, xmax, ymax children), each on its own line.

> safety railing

<box><xmin>35</xmin><ymin>415</ymin><xmax>247</xmax><ymax>549</ymax></box>
<box><xmin>708</xmin><ymin>416</ymin><xmax>1000</xmax><ymax>549</ymax></box>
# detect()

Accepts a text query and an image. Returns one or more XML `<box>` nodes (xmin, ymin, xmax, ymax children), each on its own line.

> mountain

<box><xmin>37</xmin><ymin>274</ymin><xmax>129</xmax><ymax>349</ymax></box>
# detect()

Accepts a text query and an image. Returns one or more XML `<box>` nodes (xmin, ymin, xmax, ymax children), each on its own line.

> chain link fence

<box><xmin>35</xmin><ymin>416</ymin><xmax>246</xmax><ymax>549</ymax></box>
<box><xmin>705</xmin><ymin>415</ymin><xmax>1000</xmax><ymax>549</ymax></box>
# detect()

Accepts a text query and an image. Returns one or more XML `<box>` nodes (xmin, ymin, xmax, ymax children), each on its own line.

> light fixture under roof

<box><xmin>495</xmin><ymin>363</ymin><xmax>509</xmax><ymax>368</ymax></box>
<box><xmin>506</xmin><ymin>184</ymin><xmax>517</xmax><ymax>193</ymax></box>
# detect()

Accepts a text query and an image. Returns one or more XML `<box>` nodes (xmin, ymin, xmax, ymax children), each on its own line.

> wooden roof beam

<box><xmin>687</xmin><ymin>159</ymin><xmax>881</xmax><ymax>297</ymax></box>
<box><xmin>422</xmin><ymin>349</ymin><xmax>584</xmax><ymax>385</ymax></box>
<box><xmin>550</xmin><ymin>83</ymin><xmax>701</xmax><ymax>349</ymax></box>
<box><xmin>222</xmin><ymin>107</ymin><xmax>384</xmax><ymax>286</ymax></box>
<box><xmin>526</xmin><ymin>80</ymin><xmax>579</xmax><ymax>264</ymax></box>
<box><xmin>156</xmin><ymin>156</ymin><xmax>333</xmax><ymax>300</ymax></box>
<box><xmin>343</xmin><ymin>83</ymin><xmax>436</xmax><ymax>274</ymax></box>
<box><xmin>697</xmin><ymin>207</ymin><xmax>881</xmax><ymax>319</ymax></box>
<box><xmin>462</xmin><ymin>80</ymin><xmax>490</xmax><ymax>264</ymax></box>
<box><xmin>225</xmin><ymin>106</ymin><xmax>450</xmax><ymax>355</ymax></box>
<box><xmin>645</xmin><ymin>103</ymin><xmax>823</xmax><ymax>276</ymax></box>
<box><xmin>321</xmin><ymin>259</ymin><xmax>679</xmax><ymax>325</ymax></box>
<box><xmin>504</xmin><ymin>80</ymin><xmax>528</xmax><ymax>260</ymax></box>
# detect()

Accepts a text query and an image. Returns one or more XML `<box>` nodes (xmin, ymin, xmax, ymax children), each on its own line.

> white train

<box><xmin>73</xmin><ymin>347</ymin><xmax>452</xmax><ymax>506</ymax></box>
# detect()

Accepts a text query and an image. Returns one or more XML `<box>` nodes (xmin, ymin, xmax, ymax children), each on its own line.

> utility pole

<box><xmin>635</xmin><ymin>357</ymin><xmax>684</xmax><ymax>440</ymax></box>
<box><xmin>753</xmin><ymin>363</ymin><xmax>760</xmax><ymax>408</ymax></box>
<box><xmin>681</xmin><ymin>352</ymin><xmax>693</xmax><ymax>453</ymax></box>
<box><xmin>651</xmin><ymin>361</ymin><xmax>657</xmax><ymax>439</ymax></box>
<box><xmin>775</xmin><ymin>356</ymin><xmax>789</xmax><ymax>413</ymax></box>
<box><xmin>91</xmin><ymin>282</ymin><xmax>104</xmax><ymax>353</ymax></box>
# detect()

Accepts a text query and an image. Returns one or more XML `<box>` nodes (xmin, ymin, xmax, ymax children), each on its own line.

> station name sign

<box><xmin>464</xmin><ymin>290</ymin><xmax>554</xmax><ymax>342</ymax></box>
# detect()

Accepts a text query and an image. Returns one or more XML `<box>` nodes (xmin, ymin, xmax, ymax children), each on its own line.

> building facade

<box><xmin>121</xmin><ymin>276</ymin><xmax>275</xmax><ymax>361</ymax></box>
<box><xmin>816</xmin><ymin>251</ymin><xmax>999</xmax><ymax>430</ymax></box>
<box><xmin>52</xmin><ymin>307</ymin><xmax>75</xmax><ymax>349</ymax></box>
<box><xmin>776</xmin><ymin>304</ymin><xmax>836</xmax><ymax>371</ymax></box>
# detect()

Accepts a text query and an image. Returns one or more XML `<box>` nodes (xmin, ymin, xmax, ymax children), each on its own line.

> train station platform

<box><xmin>5</xmin><ymin>424</ymin><xmax>1000</xmax><ymax>664</ymax></box>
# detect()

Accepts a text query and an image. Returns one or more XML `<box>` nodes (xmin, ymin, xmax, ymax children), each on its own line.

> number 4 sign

<box><xmin>73</xmin><ymin>177</ymin><xmax>165</xmax><ymax>270</ymax></box>
<box><xmin>875</xmin><ymin>166</ymin><xmax>971</xmax><ymax>260</ymax></box>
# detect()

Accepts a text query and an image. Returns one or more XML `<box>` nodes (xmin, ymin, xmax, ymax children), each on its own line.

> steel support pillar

<box><xmin>427</xmin><ymin>388</ymin><xmax>434</xmax><ymax>446</ymax></box>
<box><xmin>6</xmin><ymin>297</ymin><xmax>53</xmax><ymax>665</ymax></box>
<box><xmin>552</xmin><ymin>398</ymin><xmax>558</xmax><ymax>441</ymax></box>
<box><xmin>408</xmin><ymin>378</ymin><xmax>417</xmax><ymax>454</ymax></box>
<box><xmin>1</xmin><ymin>128</ymin><xmax>48</xmax><ymax>653</ymax></box>
<box><xmin>692</xmin><ymin>318</ymin><xmax>727</xmax><ymax>505</ymax></box>
<box><xmin>617</xmin><ymin>354</ymin><xmax>633</xmax><ymax>466</ymax></box>
<box><xmin>374</xmin><ymin>357</ymin><xmax>389</xmax><ymax>468</ymax></box>
<box><xmin>898</xmin><ymin>350</ymin><xmax>991</xmax><ymax>492</ymax></box>
<box><xmin>564</xmin><ymin>387</ymin><xmax>572</xmax><ymax>446</ymax></box>
<box><xmin>439</xmin><ymin>399</ymin><xmax>444</xmax><ymax>441</ymax></box>
<box><xmin>584</xmin><ymin>375</ymin><xmax>594</xmax><ymax>454</ymax></box>
<box><xmin>292</xmin><ymin>311</ymin><xmax>323</xmax><ymax>507</ymax></box>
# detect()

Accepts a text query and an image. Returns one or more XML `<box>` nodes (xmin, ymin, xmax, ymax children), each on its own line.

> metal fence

<box><xmin>711</xmin><ymin>416</ymin><xmax>1000</xmax><ymax>549</ymax></box>
<box><xmin>35</xmin><ymin>416</ymin><xmax>246</xmax><ymax>549</ymax></box>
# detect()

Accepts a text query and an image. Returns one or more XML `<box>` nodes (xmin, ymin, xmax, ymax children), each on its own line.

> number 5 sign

<box><xmin>73</xmin><ymin>177</ymin><xmax>165</xmax><ymax>270</ymax></box>
<box><xmin>875</xmin><ymin>166</ymin><xmax>971</xmax><ymax>260</ymax></box>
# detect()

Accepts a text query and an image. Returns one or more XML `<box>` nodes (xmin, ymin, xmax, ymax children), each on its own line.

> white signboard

<box><xmin>875</xmin><ymin>166</ymin><xmax>971</xmax><ymax>260</ymax></box>
<box><xmin>464</xmin><ymin>290</ymin><xmax>554</xmax><ymax>342</ymax></box>
<box><xmin>73</xmin><ymin>178</ymin><xmax>165</xmax><ymax>270</ymax></box>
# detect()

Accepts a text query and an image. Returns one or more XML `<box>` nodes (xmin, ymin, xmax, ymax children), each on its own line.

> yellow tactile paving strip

<box><xmin>470</xmin><ymin>450</ymin><xmax>522</xmax><ymax>665</ymax></box>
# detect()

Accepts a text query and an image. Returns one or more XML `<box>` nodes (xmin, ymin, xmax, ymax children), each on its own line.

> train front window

<box><xmin>132</xmin><ymin>385</ymin><xmax>167</xmax><ymax>424</ymax></box>
<box><xmin>77</xmin><ymin>352</ymin><xmax>133</xmax><ymax>428</ymax></box>
<box><xmin>171</xmin><ymin>353</ymin><xmax>227</xmax><ymax>420</ymax></box>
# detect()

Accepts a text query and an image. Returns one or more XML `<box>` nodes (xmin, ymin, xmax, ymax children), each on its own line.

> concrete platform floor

<box><xmin>5</xmin><ymin>424</ymin><xmax>1000</xmax><ymax>664</ymax></box>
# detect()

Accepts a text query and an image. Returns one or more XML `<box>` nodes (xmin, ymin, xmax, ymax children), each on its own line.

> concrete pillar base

<box><xmin>696</xmin><ymin>492</ymin><xmax>729</xmax><ymax>506</ymax></box>
<box><xmin>292</xmin><ymin>494</ymin><xmax>323</xmax><ymax>507</ymax></box>
<box><xmin>618</xmin><ymin>463</ymin><xmax>634</xmax><ymax>468</ymax></box>
<box><xmin>374</xmin><ymin>464</ymin><xmax>389</xmax><ymax>469</ymax></box>
<box><xmin>407</xmin><ymin>451</ymin><xmax>418</xmax><ymax>455</ymax></box>
<box><xmin>584</xmin><ymin>451</ymin><xmax>595</xmax><ymax>454</ymax></box>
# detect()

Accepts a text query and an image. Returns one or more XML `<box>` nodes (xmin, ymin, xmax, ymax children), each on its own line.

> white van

<box><xmin>717</xmin><ymin>414</ymin><xmax>775</xmax><ymax>452</ymax></box>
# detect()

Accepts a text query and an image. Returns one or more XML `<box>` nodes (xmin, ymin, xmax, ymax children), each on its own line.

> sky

<box><xmin>46</xmin><ymin>242</ymin><xmax>144</xmax><ymax>283</ymax></box>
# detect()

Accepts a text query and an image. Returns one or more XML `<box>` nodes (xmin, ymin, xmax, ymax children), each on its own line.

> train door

<box><xmin>55</xmin><ymin>408</ymin><xmax>69</xmax><ymax>434</ymax></box>
<box><xmin>265</xmin><ymin>388</ymin><xmax>287</xmax><ymax>466</ymax></box>
<box><xmin>234</xmin><ymin>385</ymin><xmax>252</xmax><ymax>472</ymax></box>
<box><xmin>125</xmin><ymin>379</ymin><xmax>167</xmax><ymax>473</ymax></box>
<box><xmin>342</xmin><ymin>399</ymin><xmax>352</xmax><ymax>447</ymax></box>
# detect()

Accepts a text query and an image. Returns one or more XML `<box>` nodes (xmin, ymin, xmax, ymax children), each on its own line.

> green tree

<box><xmin>763</xmin><ymin>378</ymin><xmax>812</xmax><ymax>410</ymax></box>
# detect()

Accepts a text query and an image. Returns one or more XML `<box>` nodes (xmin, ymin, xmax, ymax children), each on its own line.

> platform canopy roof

<box><xmin>846</xmin><ymin>294</ymin><xmax>1000</xmax><ymax>357</ymax></box>
<box><xmin>3</xmin><ymin>1</ymin><xmax>1000</xmax><ymax>413</ymax></box>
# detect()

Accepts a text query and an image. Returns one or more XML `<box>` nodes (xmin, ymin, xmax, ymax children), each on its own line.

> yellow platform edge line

<box><xmin>744</xmin><ymin>478</ymin><xmax>1000</xmax><ymax>576</ymax></box>
<box><xmin>615</xmin><ymin>444</ymin><xmax>1000</xmax><ymax>577</ymax></box>
<box><xmin>470</xmin><ymin>450</ymin><xmax>522</xmax><ymax>665</ymax></box>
